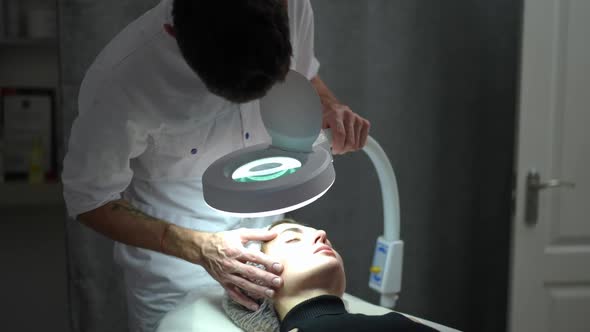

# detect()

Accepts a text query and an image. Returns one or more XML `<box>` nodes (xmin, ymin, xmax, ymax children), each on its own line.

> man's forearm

<box><xmin>310</xmin><ymin>75</ymin><xmax>371</xmax><ymax>154</ymax></box>
<box><xmin>78</xmin><ymin>199</ymin><xmax>207</xmax><ymax>264</ymax></box>
<box><xmin>311</xmin><ymin>75</ymin><xmax>340</xmax><ymax>109</ymax></box>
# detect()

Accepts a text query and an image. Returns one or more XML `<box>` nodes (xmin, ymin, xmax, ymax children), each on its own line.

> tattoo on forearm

<box><xmin>111</xmin><ymin>202</ymin><xmax>160</xmax><ymax>222</ymax></box>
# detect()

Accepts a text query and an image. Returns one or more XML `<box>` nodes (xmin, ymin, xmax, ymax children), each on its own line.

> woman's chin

<box><xmin>283</xmin><ymin>262</ymin><xmax>345</xmax><ymax>295</ymax></box>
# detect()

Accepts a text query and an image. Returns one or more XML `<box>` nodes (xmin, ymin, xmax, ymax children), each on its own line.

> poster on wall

<box><xmin>0</xmin><ymin>88</ymin><xmax>57</xmax><ymax>181</ymax></box>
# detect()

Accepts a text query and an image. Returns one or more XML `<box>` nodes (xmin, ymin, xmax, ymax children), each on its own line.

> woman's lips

<box><xmin>317</xmin><ymin>249</ymin><xmax>335</xmax><ymax>256</ymax></box>
<box><xmin>314</xmin><ymin>245</ymin><xmax>334</xmax><ymax>254</ymax></box>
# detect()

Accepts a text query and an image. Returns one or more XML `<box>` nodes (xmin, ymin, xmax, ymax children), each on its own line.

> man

<box><xmin>62</xmin><ymin>0</ymin><xmax>370</xmax><ymax>331</ymax></box>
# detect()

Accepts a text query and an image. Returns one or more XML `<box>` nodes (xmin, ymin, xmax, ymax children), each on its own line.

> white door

<box><xmin>509</xmin><ymin>1</ymin><xmax>590</xmax><ymax>332</ymax></box>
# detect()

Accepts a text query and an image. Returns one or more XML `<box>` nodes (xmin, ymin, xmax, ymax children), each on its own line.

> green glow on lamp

<box><xmin>232</xmin><ymin>157</ymin><xmax>302</xmax><ymax>183</ymax></box>
<box><xmin>235</xmin><ymin>167</ymin><xmax>300</xmax><ymax>183</ymax></box>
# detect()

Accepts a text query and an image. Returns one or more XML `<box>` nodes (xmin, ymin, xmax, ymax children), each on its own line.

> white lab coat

<box><xmin>61</xmin><ymin>0</ymin><xmax>320</xmax><ymax>331</ymax></box>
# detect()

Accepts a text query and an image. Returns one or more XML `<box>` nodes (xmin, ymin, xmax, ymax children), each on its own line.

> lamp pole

<box><xmin>362</xmin><ymin>136</ymin><xmax>404</xmax><ymax>309</ymax></box>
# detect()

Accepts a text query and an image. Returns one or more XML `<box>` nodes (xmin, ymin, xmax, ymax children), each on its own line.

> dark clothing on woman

<box><xmin>280</xmin><ymin>295</ymin><xmax>439</xmax><ymax>332</ymax></box>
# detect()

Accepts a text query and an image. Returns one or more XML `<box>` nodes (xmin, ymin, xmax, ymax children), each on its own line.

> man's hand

<box><xmin>78</xmin><ymin>201</ymin><xmax>282</xmax><ymax>311</ymax></box>
<box><xmin>322</xmin><ymin>103</ymin><xmax>370</xmax><ymax>154</ymax></box>
<box><xmin>311</xmin><ymin>76</ymin><xmax>371</xmax><ymax>154</ymax></box>
<box><xmin>200</xmin><ymin>228</ymin><xmax>283</xmax><ymax>311</ymax></box>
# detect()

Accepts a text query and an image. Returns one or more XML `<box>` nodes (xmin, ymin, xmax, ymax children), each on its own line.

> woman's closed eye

<box><xmin>286</xmin><ymin>237</ymin><xmax>300</xmax><ymax>243</ymax></box>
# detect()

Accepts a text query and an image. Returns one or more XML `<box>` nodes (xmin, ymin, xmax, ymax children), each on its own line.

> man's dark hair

<box><xmin>172</xmin><ymin>0</ymin><xmax>292</xmax><ymax>103</ymax></box>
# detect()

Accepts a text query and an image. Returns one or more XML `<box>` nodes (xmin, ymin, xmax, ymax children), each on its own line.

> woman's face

<box><xmin>263</xmin><ymin>223</ymin><xmax>346</xmax><ymax>297</ymax></box>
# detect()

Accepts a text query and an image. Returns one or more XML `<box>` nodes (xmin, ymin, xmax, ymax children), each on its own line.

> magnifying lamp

<box><xmin>202</xmin><ymin>71</ymin><xmax>335</xmax><ymax>218</ymax></box>
<box><xmin>203</xmin><ymin>70</ymin><xmax>404</xmax><ymax>309</ymax></box>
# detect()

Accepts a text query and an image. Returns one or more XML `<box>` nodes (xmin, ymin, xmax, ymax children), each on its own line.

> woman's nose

<box><xmin>313</xmin><ymin>230</ymin><xmax>327</xmax><ymax>244</ymax></box>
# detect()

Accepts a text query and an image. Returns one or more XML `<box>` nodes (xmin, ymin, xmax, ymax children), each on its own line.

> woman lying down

<box><xmin>222</xmin><ymin>219</ymin><xmax>438</xmax><ymax>332</ymax></box>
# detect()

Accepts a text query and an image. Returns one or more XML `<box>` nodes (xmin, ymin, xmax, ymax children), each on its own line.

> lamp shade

<box><xmin>202</xmin><ymin>71</ymin><xmax>335</xmax><ymax>217</ymax></box>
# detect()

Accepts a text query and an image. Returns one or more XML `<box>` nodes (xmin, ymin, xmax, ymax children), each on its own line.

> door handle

<box><xmin>525</xmin><ymin>170</ymin><xmax>575</xmax><ymax>225</ymax></box>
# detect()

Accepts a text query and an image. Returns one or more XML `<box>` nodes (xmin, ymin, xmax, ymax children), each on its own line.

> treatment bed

<box><xmin>156</xmin><ymin>287</ymin><xmax>461</xmax><ymax>332</ymax></box>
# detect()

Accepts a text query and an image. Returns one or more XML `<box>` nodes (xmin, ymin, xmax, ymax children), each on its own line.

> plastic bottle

<box><xmin>28</xmin><ymin>137</ymin><xmax>44</xmax><ymax>184</ymax></box>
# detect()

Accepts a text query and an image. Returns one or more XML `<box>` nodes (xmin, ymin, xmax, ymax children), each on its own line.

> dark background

<box><xmin>292</xmin><ymin>2</ymin><xmax>522</xmax><ymax>332</ymax></box>
<box><xmin>55</xmin><ymin>1</ymin><xmax>522</xmax><ymax>331</ymax></box>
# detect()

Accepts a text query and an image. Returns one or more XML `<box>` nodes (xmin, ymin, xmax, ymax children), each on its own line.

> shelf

<box><xmin>0</xmin><ymin>182</ymin><xmax>64</xmax><ymax>207</ymax></box>
<box><xmin>0</xmin><ymin>38</ymin><xmax>57</xmax><ymax>48</ymax></box>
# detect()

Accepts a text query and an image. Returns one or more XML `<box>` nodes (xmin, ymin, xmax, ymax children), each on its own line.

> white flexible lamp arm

<box><xmin>318</xmin><ymin>131</ymin><xmax>401</xmax><ymax>242</ymax></box>
<box><xmin>319</xmin><ymin>131</ymin><xmax>403</xmax><ymax>309</ymax></box>
<box><xmin>362</xmin><ymin>136</ymin><xmax>403</xmax><ymax>309</ymax></box>
<box><xmin>362</xmin><ymin>136</ymin><xmax>400</xmax><ymax>242</ymax></box>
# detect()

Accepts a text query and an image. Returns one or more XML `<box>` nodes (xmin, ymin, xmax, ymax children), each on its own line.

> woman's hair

<box><xmin>172</xmin><ymin>0</ymin><xmax>292</xmax><ymax>103</ymax></box>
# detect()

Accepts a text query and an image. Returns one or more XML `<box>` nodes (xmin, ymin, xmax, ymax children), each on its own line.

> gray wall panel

<box><xmin>292</xmin><ymin>1</ymin><xmax>521</xmax><ymax>331</ymax></box>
